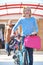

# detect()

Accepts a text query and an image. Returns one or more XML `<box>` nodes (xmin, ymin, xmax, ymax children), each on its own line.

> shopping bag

<box><xmin>24</xmin><ymin>35</ymin><xmax>41</xmax><ymax>49</ymax></box>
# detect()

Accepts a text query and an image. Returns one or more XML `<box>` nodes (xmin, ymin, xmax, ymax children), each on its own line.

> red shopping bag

<box><xmin>24</xmin><ymin>35</ymin><xmax>41</xmax><ymax>49</ymax></box>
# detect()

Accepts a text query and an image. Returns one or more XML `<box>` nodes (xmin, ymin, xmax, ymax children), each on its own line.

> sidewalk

<box><xmin>0</xmin><ymin>49</ymin><xmax>43</xmax><ymax>65</ymax></box>
<box><xmin>0</xmin><ymin>53</ymin><xmax>43</xmax><ymax>65</ymax></box>
<box><xmin>0</xmin><ymin>49</ymin><xmax>43</xmax><ymax>62</ymax></box>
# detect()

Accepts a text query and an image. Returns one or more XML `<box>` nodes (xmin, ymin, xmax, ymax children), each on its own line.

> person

<box><xmin>11</xmin><ymin>7</ymin><xmax>38</xmax><ymax>65</ymax></box>
<box><xmin>0</xmin><ymin>28</ymin><xmax>4</xmax><ymax>48</ymax></box>
<box><xmin>0</xmin><ymin>39</ymin><xmax>2</xmax><ymax>49</ymax></box>
<box><xmin>4</xmin><ymin>20</ymin><xmax>12</xmax><ymax>56</ymax></box>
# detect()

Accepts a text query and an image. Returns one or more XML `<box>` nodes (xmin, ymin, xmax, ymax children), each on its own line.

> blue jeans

<box><xmin>25</xmin><ymin>47</ymin><xmax>33</xmax><ymax>65</ymax></box>
<box><xmin>5</xmin><ymin>43</ymin><xmax>10</xmax><ymax>54</ymax></box>
<box><xmin>22</xmin><ymin>36</ymin><xmax>33</xmax><ymax>65</ymax></box>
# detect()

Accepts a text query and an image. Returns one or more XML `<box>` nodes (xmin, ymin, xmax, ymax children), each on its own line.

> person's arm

<box><xmin>4</xmin><ymin>28</ymin><xmax>6</xmax><ymax>43</ymax></box>
<box><xmin>11</xmin><ymin>18</ymin><xmax>22</xmax><ymax>37</ymax></box>
<box><xmin>32</xmin><ymin>17</ymin><xmax>38</xmax><ymax>35</ymax></box>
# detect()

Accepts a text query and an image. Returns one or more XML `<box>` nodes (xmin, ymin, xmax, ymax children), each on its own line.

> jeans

<box><xmin>26</xmin><ymin>47</ymin><xmax>33</xmax><ymax>65</ymax></box>
<box><xmin>5</xmin><ymin>43</ymin><xmax>10</xmax><ymax>54</ymax></box>
<box><xmin>22</xmin><ymin>36</ymin><xmax>33</xmax><ymax>65</ymax></box>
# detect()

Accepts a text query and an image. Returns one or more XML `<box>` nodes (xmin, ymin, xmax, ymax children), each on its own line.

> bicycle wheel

<box><xmin>13</xmin><ymin>54</ymin><xmax>20</xmax><ymax>65</ymax></box>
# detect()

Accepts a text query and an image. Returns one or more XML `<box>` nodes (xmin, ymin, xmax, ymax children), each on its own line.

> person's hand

<box><xmin>10</xmin><ymin>31</ymin><xmax>16</xmax><ymax>39</ymax></box>
<box><xmin>32</xmin><ymin>32</ymin><xmax>37</xmax><ymax>34</ymax></box>
<box><xmin>10</xmin><ymin>34</ymin><xmax>14</xmax><ymax>39</ymax></box>
<box><xmin>31</xmin><ymin>32</ymin><xmax>37</xmax><ymax>36</ymax></box>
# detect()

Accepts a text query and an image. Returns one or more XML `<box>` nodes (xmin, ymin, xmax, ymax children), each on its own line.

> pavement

<box><xmin>0</xmin><ymin>49</ymin><xmax>43</xmax><ymax>65</ymax></box>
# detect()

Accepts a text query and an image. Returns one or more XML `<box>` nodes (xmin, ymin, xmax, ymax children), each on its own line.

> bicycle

<box><xmin>9</xmin><ymin>35</ymin><xmax>29</xmax><ymax>65</ymax></box>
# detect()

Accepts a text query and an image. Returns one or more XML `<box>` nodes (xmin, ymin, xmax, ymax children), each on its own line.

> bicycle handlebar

<box><xmin>11</xmin><ymin>33</ymin><xmax>37</xmax><ymax>39</ymax></box>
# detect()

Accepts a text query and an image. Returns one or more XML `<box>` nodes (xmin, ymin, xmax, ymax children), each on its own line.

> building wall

<box><xmin>37</xmin><ymin>19</ymin><xmax>43</xmax><ymax>51</ymax></box>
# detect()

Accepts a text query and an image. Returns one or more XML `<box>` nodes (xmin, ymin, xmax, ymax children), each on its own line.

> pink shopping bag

<box><xmin>24</xmin><ymin>35</ymin><xmax>41</xmax><ymax>49</ymax></box>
